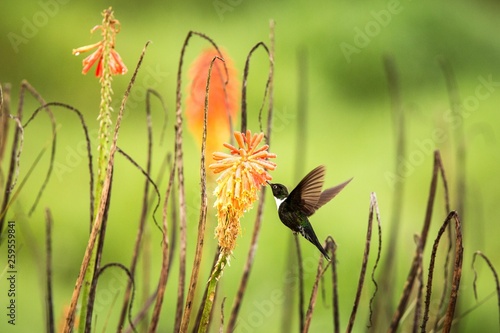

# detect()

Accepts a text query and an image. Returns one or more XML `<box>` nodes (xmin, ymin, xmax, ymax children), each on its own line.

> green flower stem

<box><xmin>78</xmin><ymin>8</ymin><xmax>114</xmax><ymax>333</ymax></box>
<box><xmin>198</xmin><ymin>251</ymin><xmax>230</xmax><ymax>332</ymax></box>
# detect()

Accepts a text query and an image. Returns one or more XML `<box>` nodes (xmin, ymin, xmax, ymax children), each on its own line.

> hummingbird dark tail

<box><xmin>298</xmin><ymin>225</ymin><xmax>331</xmax><ymax>261</ymax></box>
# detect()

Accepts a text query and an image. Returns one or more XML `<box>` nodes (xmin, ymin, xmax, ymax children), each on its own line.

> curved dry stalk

<box><xmin>116</xmin><ymin>147</ymin><xmax>162</xmax><ymax>230</ymax></box>
<box><xmin>0</xmin><ymin>82</ymin><xmax>57</xmax><ymax>225</ymax></box>
<box><xmin>389</xmin><ymin>150</ymin><xmax>448</xmax><ymax>332</ymax></box>
<box><xmin>170</xmin><ymin>30</ymin><xmax>226</xmax><ymax>333</ymax></box>
<box><xmin>148</xmin><ymin>156</ymin><xmax>176</xmax><ymax>332</ymax></box>
<box><xmin>125</xmin><ymin>290</ymin><xmax>157</xmax><ymax>333</ymax></box>
<box><xmin>27</xmin><ymin>102</ymin><xmax>95</xmax><ymax>228</ymax></box>
<box><xmin>421</xmin><ymin>211</ymin><xmax>463</xmax><ymax>333</ymax></box>
<box><xmin>472</xmin><ymin>251</ymin><xmax>500</xmax><ymax>329</ymax></box>
<box><xmin>227</xmin><ymin>22</ymin><xmax>275</xmax><ymax>333</ymax></box>
<box><xmin>302</xmin><ymin>252</ymin><xmax>327</xmax><ymax>333</ymax></box>
<box><xmin>438</xmin><ymin>58</ymin><xmax>465</xmax><ymax>332</ymax></box>
<box><xmin>0</xmin><ymin>117</ymin><xmax>47</xmax><ymax>223</ymax></box>
<box><xmin>145</xmin><ymin>89</ymin><xmax>169</xmax><ymax>145</ymax></box>
<box><xmin>346</xmin><ymin>192</ymin><xmax>382</xmax><ymax>333</ymax></box>
<box><xmin>240</xmin><ymin>41</ymin><xmax>270</xmax><ymax>133</ymax></box>
<box><xmin>62</xmin><ymin>41</ymin><xmax>150</xmax><ymax>333</ymax></box>
<box><xmin>96</xmin><ymin>263</ymin><xmax>138</xmax><ymax>333</ymax></box>
<box><xmin>117</xmin><ymin>89</ymin><xmax>166</xmax><ymax>331</ymax></box>
<box><xmin>367</xmin><ymin>193</ymin><xmax>382</xmax><ymax>328</ymax></box>
<box><xmin>178</xmin><ymin>56</ymin><xmax>221</xmax><ymax>332</ymax></box>
<box><xmin>19</xmin><ymin>82</ymin><xmax>57</xmax><ymax>217</ymax></box>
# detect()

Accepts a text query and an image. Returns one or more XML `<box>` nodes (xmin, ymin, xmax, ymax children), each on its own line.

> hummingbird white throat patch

<box><xmin>274</xmin><ymin>197</ymin><xmax>286</xmax><ymax>210</ymax></box>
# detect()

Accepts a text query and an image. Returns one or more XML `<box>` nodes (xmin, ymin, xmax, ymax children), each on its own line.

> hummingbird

<box><xmin>267</xmin><ymin>165</ymin><xmax>352</xmax><ymax>260</ymax></box>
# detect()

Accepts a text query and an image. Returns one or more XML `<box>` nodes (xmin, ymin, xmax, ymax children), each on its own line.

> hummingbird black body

<box><xmin>268</xmin><ymin>165</ymin><xmax>351</xmax><ymax>260</ymax></box>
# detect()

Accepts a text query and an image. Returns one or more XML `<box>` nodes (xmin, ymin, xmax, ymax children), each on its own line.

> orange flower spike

<box><xmin>72</xmin><ymin>8</ymin><xmax>127</xmax><ymax>77</ymax></box>
<box><xmin>209</xmin><ymin>130</ymin><xmax>276</xmax><ymax>253</ymax></box>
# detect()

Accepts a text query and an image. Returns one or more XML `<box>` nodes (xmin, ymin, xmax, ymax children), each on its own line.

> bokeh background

<box><xmin>1</xmin><ymin>0</ymin><xmax>499</xmax><ymax>332</ymax></box>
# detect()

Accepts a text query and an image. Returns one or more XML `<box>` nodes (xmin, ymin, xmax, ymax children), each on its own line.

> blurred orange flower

<box><xmin>186</xmin><ymin>49</ymin><xmax>239</xmax><ymax>166</ymax></box>
<box><xmin>209</xmin><ymin>130</ymin><xmax>276</xmax><ymax>252</ymax></box>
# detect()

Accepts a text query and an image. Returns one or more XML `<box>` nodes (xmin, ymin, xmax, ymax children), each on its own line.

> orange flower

<box><xmin>209</xmin><ymin>130</ymin><xmax>276</xmax><ymax>252</ymax></box>
<box><xmin>72</xmin><ymin>9</ymin><xmax>127</xmax><ymax>77</ymax></box>
<box><xmin>186</xmin><ymin>49</ymin><xmax>239</xmax><ymax>166</ymax></box>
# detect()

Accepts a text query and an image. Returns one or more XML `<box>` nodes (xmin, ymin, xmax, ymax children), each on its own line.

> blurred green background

<box><xmin>1</xmin><ymin>0</ymin><xmax>500</xmax><ymax>332</ymax></box>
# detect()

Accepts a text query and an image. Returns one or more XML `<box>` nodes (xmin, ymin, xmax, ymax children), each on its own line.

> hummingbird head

<box><xmin>267</xmin><ymin>182</ymin><xmax>289</xmax><ymax>199</ymax></box>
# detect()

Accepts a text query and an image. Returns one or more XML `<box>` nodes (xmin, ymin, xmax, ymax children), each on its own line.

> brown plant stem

<box><xmin>116</xmin><ymin>88</ymin><xmax>158</xmax><ymax>332</ymax></box>
<box><xmin>227</xmin><ymin>24</ymin><xmax>273</xmax><ymax>332</ymax></box>
<box><xmin>170</xmin><ymin>31</ymin><xmax>225</xmax><ymax>333</ymax></box>
<box><xmin>179</xmin><ymin>56</ymin><xmax>221</xmax><ymax>332</ymax></box>
<box><xmin>420</xmin><ymin>211</ymin><xmax>463</xmax><ymax>333</ymax></box>
<box><xmin>346</xmin><ymin>192</ymin><xmax>381</xmax><ymax>333</ymax></box>
<box><xmin>62</xmin><ymin>41</ymin><xmax>149</xmax><ymax>333</ymax></box>
<box><xmin>471</xmin><ymin>251</ymin><xmax>500</xmax><ymax>329</ymax></box>
<box><xmin>302</xmin><ymin>253</ymin><xmax>326</xmax><ymax>333</ymax></box>
<box><xmin>389</xmin><ymin>150</ymin><xmax>449</xmax><ymax>332</ymax></box>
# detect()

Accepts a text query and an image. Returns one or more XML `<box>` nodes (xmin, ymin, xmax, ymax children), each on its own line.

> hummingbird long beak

<box><xmin>266</xmin><ymin>181</ymin><xmax>271</xmax><ymax>185</ymax></box>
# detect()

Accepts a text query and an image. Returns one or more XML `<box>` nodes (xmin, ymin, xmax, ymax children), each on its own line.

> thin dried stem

<box><xmin>472</xmin><ymin>251</ymin><xmax>500</xmax><ymax>329</ymax></box>
<box><xmin>421</xmin><ymin>211</ymin><xmax>463</xmax><ymax>333</ymax></box>
<box><xmin>435</xmin><ymin>59</ymin><xmax>465</xmax><ymax>331</ymax></box>
<box><xmin>28</xmin><ymin>102</ymin><xmax>95</xmax><ymax>231</ymax></box>
<box><xmin>389</xmin><ymin>150</ymin><xmax>448</xmax><ymax>332</ymax></box>
<box><xmin>179</xmin><ymin>56</ymin><xmax>220</xmax><ymax>332</ymax></box>
<box><xmin>96</xmin><ymin>263</ymin><xmax>138</xmax><ymax>333</ymax></box>
<box><xmin>367</xmin><ymin>193</ymin><xmax>383</xmax><ymax>328</ymax></box>
<box><xmin>171</xmin><ymin>30</ymin><xmax>225</xmax><ymax>333</ymax></box>
<box><xmin>62</xmin><ymin>41</ymin><xmax>149</xmax><ymax>333</ymax></box>
<box><xmin>117</xmin><ymin>88</ymin><xmax>161</xmax><ymax>331</ymax></box>
<box><xmin>227</xmin><ymin>21</ymin><xmax>275</xmax><ymax>332</ymax></box>
<box><xmin>346</xmin><ymin>192</ymin><xmax>381</xmax><ymax>332</ymax></box>
<box><xmin>148</xmin><ymin>127</ymin><xmax>175</xmax><ymax>332</ymax></box>
<box><xmin>19</xmin><ymin>82</ymin><xmax>57</xmax><ymax>217</ymax></box>
<box><xmin>240</xmin><ymin>41</ymin><xmax>270</xmax><ymax>133</ymax></box>
<box><xmin>302</xmin><ymin>254</ymin><xmax>326</xmax><ymax>333</ymax></box>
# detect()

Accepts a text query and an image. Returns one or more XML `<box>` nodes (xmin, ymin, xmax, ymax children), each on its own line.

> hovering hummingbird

<box><xmin>267</xmin><ymin>165</ymin><xmax>352</xmax><ymax>260</ymax></box>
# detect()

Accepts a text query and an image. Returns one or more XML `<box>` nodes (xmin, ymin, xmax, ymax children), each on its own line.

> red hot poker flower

<box><xmin>72</xmin><ymin>10</ymin><xmax>127</xmax><ymax>77</ymax></box>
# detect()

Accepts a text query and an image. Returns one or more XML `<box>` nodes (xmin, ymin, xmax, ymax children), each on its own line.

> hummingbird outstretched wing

<box><xmin>288</xmin><ymin>165</ymin><xmax>326</xmax><ymax>216</ymax></box>
<box><xmin>313</xmin><ymin>178</ymin><xmax>352</xmax><ymax>214</ymax></box>
<box><xmin>288</xmin><ymin>165</ymin><xmax>352</xmax><ymax>217</ymax></box>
